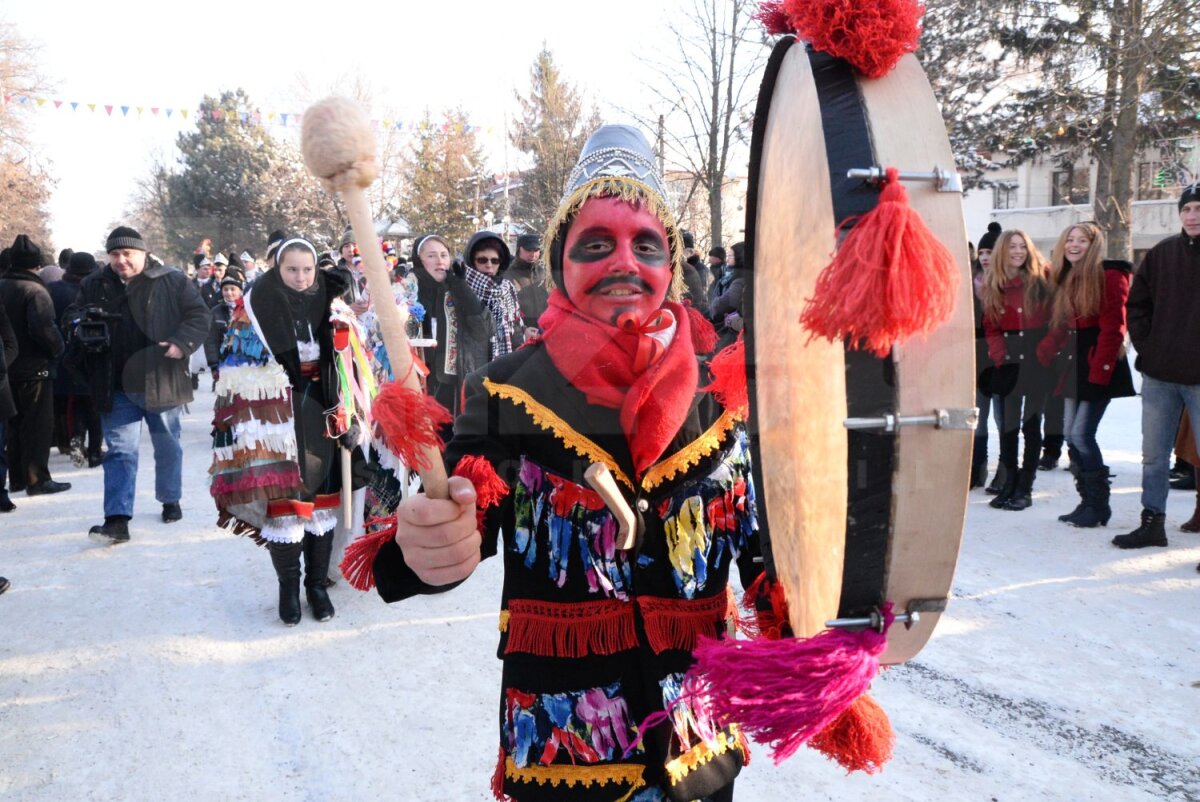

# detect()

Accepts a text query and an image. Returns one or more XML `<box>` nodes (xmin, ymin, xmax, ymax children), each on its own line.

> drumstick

<box><xmin>340</xmin><ymin>447</ymin><xmax>352</xmax><ymax>528</ymax></box>
<box><xmin>584</xmin><ymin>463</ymin><xmax>638</xmax><ymax>551</ymax></box>
<box><xmin>300</xmin><ymin>97</ymin><xmax>448</xmax><ymax>500</ymax></box>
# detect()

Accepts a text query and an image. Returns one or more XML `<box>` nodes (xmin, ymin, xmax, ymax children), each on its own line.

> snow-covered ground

<box><xmin>2</xmin><ymin>385</ymin><xmax>1198</xmax><ymax>801</ymax></box>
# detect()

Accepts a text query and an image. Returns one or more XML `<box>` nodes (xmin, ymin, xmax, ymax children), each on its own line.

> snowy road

<box><xmin>2</xmin><ymin>386</ymin><xmax>1198</xmax><ymax>801</ymax></box>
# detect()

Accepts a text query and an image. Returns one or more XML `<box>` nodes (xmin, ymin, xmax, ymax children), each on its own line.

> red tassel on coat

<box><xmin>338</xmin><ymin>516</ymin><xmax>398</xmax><ymax>592</ymax></box>
<box><xmin>703</xmin><ymin>337</ymin><xmax>748</xmax><ymax>417</ymax></box>
<box><xmin>770</xmin><ymin>0</ymin><xmax>923</xmax><ymax>79</ymax></box>
<box><xmin>799</xmin><ymin>167</ymin><xmax>959</xmax><ymax>358</ymax></box>
<box><xmin>685</xmin><ymin>304</ymin><xmax>718</xmax><ymax>354</ymax></box>
<box><xmin>808</xmin><ymin>692</ymin><xmax>895</xmax><ymax>774</ymax></box>
<box><xmin>453</xmin><ymin>455</ymin><xmax>510</xmax><ymax>533</ymax></box>
<box><xmin>372</xmin><ymin>382</ymin><xmax>453</xmax><ymax>471</ymax></box>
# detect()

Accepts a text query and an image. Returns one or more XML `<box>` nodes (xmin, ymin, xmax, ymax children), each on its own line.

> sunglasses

<box><xmin>475</xmin><ymin>256</ymin><xmax>501</xmax><ymax>266</ymax></box>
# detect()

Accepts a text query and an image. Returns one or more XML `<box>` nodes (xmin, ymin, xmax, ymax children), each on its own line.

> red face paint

<box><xmin>562</xmin><ymin>196</ymin><xmax>672</xmax><ymax>325</ymax></box>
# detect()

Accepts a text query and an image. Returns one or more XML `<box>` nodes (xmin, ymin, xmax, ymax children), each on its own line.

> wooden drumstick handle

<box><xmin>301</xmin><ymin>96</ymin><xmax>448</xmax><ymax>500</ymax></box>
<box><xmin>340</xmin><ymin>447</ymin><xmax>353</xmax><ymax>528</ymax></box>
<box><xmin>584</xmin><ymin>463</ymin><xmax>637</xmax><ymax>551</ymax></box>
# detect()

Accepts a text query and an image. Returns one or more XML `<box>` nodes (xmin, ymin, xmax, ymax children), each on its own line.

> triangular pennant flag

<box><xmin>88</xmin><ymin>103</ymin><xmax>96</xmax><ymax>112</ymax></box>
<box><xmin>211</xmin><ymin>109</ymin><xmax>221</xmax><ymax>120</ymax></box>
<box><xmin>240</xmin><ymin>112</ymin><xmax>248</xmax><ymax>122</ymax></box>
<box><xmin>226</xmin><ymin>110</ymin><xmax>235</xmax><ymax>121</ymax></box>
<box><xmin>151</xmin><ymin>107</ymin><xmax>159</xmax><ymax>115</ymax></box>
<box><xmin>382</xmin><ymin>119</ymin><xmax>392</xmax><ymax>129</ymax></box>
<box><xmin>36</xmin><ymin>98</ymin><xmax>46</xmax><ymax>107</ymax></box>
<box><xmin>104</xmin><ymin>105</ymin><xmax>113</xmax><ymax>115</ymax></box>
<box><xmin>165</xmin><ymin>108</ymin><xmax>173</xmax><ymax>117</ymax></box>
<box><xmin>2</xmin><ymin>95</ymin><xmax>10</xmax><ymax>104</ymax></box>
<box><xmin>18</xmin><ymin>95</ymin><xmax>29</xmax><ymax>104</ymax></box>
<box><xmin>136</xmin><ymin>106</ymin><xmax>144</xmax><ymax>115</ymax></box>
<box><xmin>181</xmin><ymin>109</ymin><xmax>189</xmax><ymax>119</ymax></box>
<box><xmin>280</xmin><ymin>113</ymin><xmax>289</xmax><ymax>126</ymax></box>
<box><xmin>54</xmin><ymin>100</ymin><xmax>63</xmax><ymax>109</ymax></box>
<box><xmin>253</xmin><ymin>112</ymin><xmax>262</xmax><ymax>123</ymax></box>
<box><xmin>120</xmin><ymin>106</ymin><xmax>130</xmax><ymax>116</ymax></box>
<box><xmin>267</xmin><ymin>112</ymin><xmax>275</xmax><ymax>122</ymax></box>
<box><xmin>70</xmin><ymin>101</ymin><xmax>78</xmax><ymax>111</ymax></box>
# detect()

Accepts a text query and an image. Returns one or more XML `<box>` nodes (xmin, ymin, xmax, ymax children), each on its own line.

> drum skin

<box><xmin>745</xmin><ymin>39</ymin><xmax>972</xmax><ymax>664</ymax></box>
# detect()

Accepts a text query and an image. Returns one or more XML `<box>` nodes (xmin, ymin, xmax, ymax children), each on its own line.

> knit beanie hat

<box><xmin>106</xmin><ymin>226</ymin><xmax>146</xmax><ymax>253</ymax></box>
<box><xmin>59</xmin><ymin>248</ymin><xmax>75</xmax><ymax>268</ymax></box>
<box><xmin>340</xmin><ymin>227</ymin><xmax>355</xmax><ymax>248</ymax></box>
<box><xmin>264</xmin><ymin>230</ymin><xmax>287</xmax><ymax>265</ymax></box>
<box><xmin>68</xmin><ymin>251</ymin><xmax>99</xmax><ymax>277</ymax></box>
<box><xmin>977</xmin><ymin>222</ymin><xmax>1002</xmax><ymax>252</ymax></box>
<box><xmin>1179</xmin><ymin>181</ymin><xmax>1200</xmax><ymax>211</ymax></box>
<box><xmin>708</xmin><ymin>246</ymin><xmax>726</xmax><ymax>261</ymax></box>
<box><xmin>220</xmin><ymin>266</ymin><xmax>245</xmax><ymax>289</ymax></box>
<box><xmin>9</xmin><ymin>234</ymin><xmax>43</xmax><ymax>271</ymax></box>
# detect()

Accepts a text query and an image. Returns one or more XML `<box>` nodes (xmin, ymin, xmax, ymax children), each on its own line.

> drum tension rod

<box><xmin>825</xmin><ymin>599</ymin><xmax>948</xmax><ymax>633</ymax></box>
<box><xmin>847</xmin><ymin>166</ymin><xmax>963</xmax><ymax>194</ymax></box>
<box><xmin>844</xmin><ymin>407</ymin><xmax>978</xmax><ymax>433</ymax></box>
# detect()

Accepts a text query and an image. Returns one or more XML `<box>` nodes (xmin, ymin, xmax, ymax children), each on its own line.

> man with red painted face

<box><xmin>371</xmin><ymin>126</ymin><xmax>763</xmax><ymax>801</ymax></box>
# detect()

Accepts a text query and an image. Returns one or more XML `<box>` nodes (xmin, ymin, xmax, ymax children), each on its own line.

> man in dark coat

<box><xmin>67</xmin><ymin>227</ymin><xmax>210</xmax><ymax>543</ymax></box>
<box><xmin>373</xmin><ymin>126</ymin><xmax>761</xmax><ymax>802</ymax></box>
<box><xmin>0</xmin><ymin>235</ymin><xmax>69</xmax><ymax>495</ymax></box>
<box><xmin>506</xmin><ymin>233</ymin><xmax>549</xmax><ymax>337</ymax></box>
<box><xmin>49</xmin><ymin>252</ymin><xmax>103</xmax><ymax>466</ymax></box>
<box><xmin>680</xmin><ymin>231</ymin><xmax>708</xmax><ymax>315</ymax></box>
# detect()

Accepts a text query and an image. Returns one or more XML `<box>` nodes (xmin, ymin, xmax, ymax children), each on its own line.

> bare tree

<box><xmin>630</xmin><ymin>0</ymin><xmax>767</xmax><ymax>248</ymax></box>
<box><xmin>0</xmin><ymin>22</ymin><xmax>55</xmax><ymax>247</ymax></box>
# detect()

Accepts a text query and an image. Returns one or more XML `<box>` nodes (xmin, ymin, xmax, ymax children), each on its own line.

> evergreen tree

<box><xmin>400</xmin><ymin>110</ymin><xmax>490</xmax><ymax>251</ymax></box>
<box><xmin>920</xmin><ymin>0</ymin><xmax>1200</xmax><ymax>259</ymax></box>
<box><xmin>510</xmin><ymin>47</ymin><xmax>600</xmax><ymax>234</ymax></box>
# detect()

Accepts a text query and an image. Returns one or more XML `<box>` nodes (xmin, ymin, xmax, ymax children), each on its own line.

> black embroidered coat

<box><xmin>373</xmin><ymin>342</ymin><xmax>762</xmax><ymax>802</ymax></box>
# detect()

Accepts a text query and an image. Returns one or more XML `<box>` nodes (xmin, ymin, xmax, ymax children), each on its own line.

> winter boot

<box><xmin>0</xmin><ymin>490</ymin><xmax>15</xmax><ymax>513</ymax></box>
<box><xmin>1112</xmin><ymin>510</ymin><xmax>1168</xmax><ymax>549</ymax></box>
<box><xmin>1063</xmin><ymin>469</ymin><xmax>1112</xmax><ymax>528</ymax></box>
<box><xmin>303</xmin><ymin>532</ymin><xmax>336</xmax><ymax>623</ymax></box>
<box><xmin>1180</xmin><ymin>489</ymin><xmax>1200</xmax><ymax>533</ymax></box>
<box><xmin>88</xmin><ymin>516</ymin><xmax>131</xmax><ymax>545</ymax></box>
<box><xmin>989</xmin><ymin>467</ymin><xmax>1018</xmax><ymax>508</ymax></box>
<box><xmin>1037</xmin><ymin>449</ymin><xmax>1061</xmax><ymax>472</ymax></box>
<box><xmin>1169</xmin><ymin>466</ymin><xmax>1196</xmax><ymax>491</ymax></box>
<box><xmin>969</xmin><ymin>457</ymin><xmax>987</xmax><ymax>490</ymax></box>
<box><xmin>985</xmin><ymin>463</ymin><xmax>1008</xmax><ymax>497</ymax></box>
<box><xmin>268</xmin><ymin>541</ymin><xmax>304</xmax><ymax>626</ymax></box>
<box><xmin>1058</xmin><ymin>465</ymin><xmax>1086</xmax><ymax>523</ymax></box>
<box><xmin>1001</xmin><ymin>468</ymin><xmax>1036</xmax><ymax>511</ymax></box>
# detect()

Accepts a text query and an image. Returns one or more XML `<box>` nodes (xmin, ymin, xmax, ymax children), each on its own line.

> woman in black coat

<box><xmin>0</xmin><ymin>288</ymin><xmax>19</xmax><ymax>512</ymax></box>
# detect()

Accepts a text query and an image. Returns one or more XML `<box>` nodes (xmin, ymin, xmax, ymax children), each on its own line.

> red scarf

<box><xmin>539</xmin><ymin>290</ymin><xmax>699</xmax><ymax>477</ymax></box>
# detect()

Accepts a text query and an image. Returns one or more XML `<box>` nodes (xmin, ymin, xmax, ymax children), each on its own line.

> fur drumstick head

<box><xmin>300</xmin><ymin>96</ymin><xmax>378</xmax><ymax>193</ymax></box>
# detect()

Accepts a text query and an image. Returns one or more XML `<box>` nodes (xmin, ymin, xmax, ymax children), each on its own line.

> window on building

<box><xmin>1137</xmin><ymin>161</ymin><xmax>1171</xmax><ymax>201</ymax></box>
<box><xmin>993</xmin><ymin>184</ymin><xmax>1018</xmax><ymax>210</ymax></box>
<box><xmin>1051</xmin><ymin>165</ymin><xmax>1090</xmax><ymax>206</ymax></box>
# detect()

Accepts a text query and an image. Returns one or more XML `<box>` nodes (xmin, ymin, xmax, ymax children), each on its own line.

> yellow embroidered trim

<box><xmin>665</xmin><ymin>727</ymin><xmax>747</xmax><ymax>784</ymax></box>
<box><xmin>484</xmin><ymin>378</ymin><xmax>634</xmax><ymax>489</ymax></box>
<box><xmin>641</xmin><ymin>410</ymin><xmax>741</xmax><ymax>492</ymax></box>
<box><xmin>505</xmin><ymin>757</ymin><xmax>645</xmax><ymax>798</ymax></box>
<box><xmin>498</xmin><ymin>610</ymin><xmax>510</xmax><ymax>633</ymax></box>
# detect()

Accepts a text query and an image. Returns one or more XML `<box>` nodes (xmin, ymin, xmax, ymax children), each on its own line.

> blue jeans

<box><xmin>1139</xmin><ymin>376</ymin><xmax>1200</xmax><ymax>514</ymax></box>
<box><xmin>1063</xmin><ymin>398</ymin><xmax>1110</xmax><ymax>472</ymax></box>
<box><xmin>101</xmin><ymin>392</ymin><xmax>183</xmax><ymax>517</ymax></box>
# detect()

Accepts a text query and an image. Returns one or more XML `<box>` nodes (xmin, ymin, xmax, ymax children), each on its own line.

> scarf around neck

<box><xmin>538</xmin><ymin>289</ymin><xmax>698</xmax><ymax>477</ymax></box>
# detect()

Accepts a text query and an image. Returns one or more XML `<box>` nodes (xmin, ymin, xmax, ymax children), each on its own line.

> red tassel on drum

<box><xmin>761</xmin><ymin>0</ymin><xmax>923</xmax><ymax>79</ymax></box>
<box><xmin>703</xmin><ymin>336</ymin><xmax>748</xmax><ymax>418</ymax></box>
<box><xmin>372</xmin><ymin>382</ymin><xmax>454</xmax><ymax>471</ymax></box>
<box><xmin>808</xmin><ymin>692</ymin><xmax>895</xmax><ymax>774</ymax></box>
<box><xmin>799</xmin><ymin>167</ymin><xmax>959</xmax><ymax>358</ymax></box>
<box><xmin>689</xmin><ymin>603</ymin><xmax>894</xmax><ymax>765</ymax></box>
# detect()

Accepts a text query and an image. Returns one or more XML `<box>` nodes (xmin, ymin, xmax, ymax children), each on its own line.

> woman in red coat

<box><xmin>982</xmin><ymin>229</ymin><xmax>1054</xmax><ymax>510</ymax></box>
<box><xmin>1036</xmin><ymin>222</ymin><xmax>1135</xmax><ymax>527</ymax></box>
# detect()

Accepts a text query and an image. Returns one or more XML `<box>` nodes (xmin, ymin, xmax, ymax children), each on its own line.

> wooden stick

<box><xmin>340</xmin><ymin>447</ymin><xmax>353</xmax><ymax>528</ymax></box>
<box><xmin>584</xmin><ymin>463</ymin><xmax>638</xmax><ymax>551</ymax></box>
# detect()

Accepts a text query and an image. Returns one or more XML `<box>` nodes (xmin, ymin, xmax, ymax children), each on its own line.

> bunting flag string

<box><xmin>0</xmin><ymin>92</ymin><xmax>500</xmax><ymax>134</ymax></box>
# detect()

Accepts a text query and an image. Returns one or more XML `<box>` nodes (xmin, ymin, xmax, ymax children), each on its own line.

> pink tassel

<box><xmin>689</xmin><ymin>604</ymin><xmax>893</xmax><ymax>764</ymax></box>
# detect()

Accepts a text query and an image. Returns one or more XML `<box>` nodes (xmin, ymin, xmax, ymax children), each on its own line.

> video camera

<box><xmin>73</xmin><ymin>306</ymin><xmax>122</xmax><ymax>354</ymax></box>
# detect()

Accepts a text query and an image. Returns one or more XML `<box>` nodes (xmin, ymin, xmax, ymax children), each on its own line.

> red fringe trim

<box><xmin>808</xmin><ymin>693</ymin><xmax>894</xmax><ymax>774</ymax></box>
<box><xmin>210</xmin><ymin>464</ymin><xmax>303</xmax><ymax>499</ymax></box>
<box><xmin>740</xmin><ymin>572</ymin><xmax>791</xmax><ymax>640</ymax></box>
<box><xmin>685</xmin><ymin>304</ymin><xmax>718</xmax><ymax>354</ymax></box>
<box><xmin>372</xmin><ymin>382</ymin><xmax>453</xmax><ymax>472</ymax></box>
<box><xmin>702</xmin><ymin>337</ymin><xmax>747</xmax><ymax>417</ymax></box>
<box><xmin>491</xmin><ymin>745</ymin><xmax>510</xmax><ymax>801</ymax></box>
<box><xmin>453</xmin><ymin>455</ymin><xmax>510</xmax><ymax>533</ymax></box>
<box><xmin>504</xmin><ymin>598</ymin><xmax>638</xmax><ymax>658</ymax></box>
<box><xmin>638</xmin><ymin>593</ymin><xmax>731</xmax><ymax>654</ymax></box>
<box><xmin>799</xmin><ymin>166</ymin><xmax>959</xmax><ymax>357</ymax></box>
<box><xmin>339</xmin><ymin>516</ymin><xmax>398</xmax><ymax>592</ymax></box>
<box><xmin>779</xmin><ymin>0</ymin><xmax>923</xmax><ymax>79</ymax></box>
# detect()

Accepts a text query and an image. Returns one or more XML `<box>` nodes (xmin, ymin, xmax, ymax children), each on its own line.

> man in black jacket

<box><xmin>68</xmin><ymin>227</ymin><xmax>210</xmax><ymax>543</ymax></box>
<box><xmin>1116</xmin><ymin>183</ymin><xmax>1200</xmax><ymax>552</ymax></box>
<box><xmin>0</xmin><ymin>235</ymin><xmax>69</xmax><ymax>496</ymax></box>
<box><xmin>506</xmin><ymin>233</ymin><xmax>548</xmax><ymax>338</ymax></box>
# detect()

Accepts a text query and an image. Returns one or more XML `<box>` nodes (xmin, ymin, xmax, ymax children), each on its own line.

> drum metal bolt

<box><xmin>847</xmin><ymin>165</ymin><xmax>963</xmax><ymax>193</ymax></box>
<box><xmin>844</xmin><ymin>407</ymin><xmax>978</xmax><ymax>433</ymax></box>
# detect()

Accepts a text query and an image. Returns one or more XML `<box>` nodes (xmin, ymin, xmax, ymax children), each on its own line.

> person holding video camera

<box><xmin>67</xmin><ymin>227</ymin><xmax>210</xmax><ymax>544</ymax></box>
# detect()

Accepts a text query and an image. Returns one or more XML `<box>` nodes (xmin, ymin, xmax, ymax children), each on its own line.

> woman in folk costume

<box><xmin>981</xmin><ymin>229</ymin><xmax>1054</xmax><ymax>511</ymax></box>
<box><xmin>409</xmin><ymin>233</ymin><xmax>491</xmax><ymax>414</ymax></box>
<box><xmin>462</xmin><ymin>230</ymin><xmax>526</xmax><ymax>360</ymax></box>
<box><xmin>210</xmin><ymin>237</ymin><xmax>368</xmax><ymax>626</ymax></box>
<box><xmin>1035</xmin><ymin>223</ymin><xmax>1135</xmax><ymax>527</ymax></box>
<box><xmin>369</xmin><ymin>125</ymin><xmax>760</xmax><ymax>802</ymax></box>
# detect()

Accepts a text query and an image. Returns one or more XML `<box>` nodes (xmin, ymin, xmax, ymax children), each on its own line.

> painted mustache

<box><xmin>587</xmin><ymin>275</ymin><xmax>654</xmax><ymax>294</ymax></box>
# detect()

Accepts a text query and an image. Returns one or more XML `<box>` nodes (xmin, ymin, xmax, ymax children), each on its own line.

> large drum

<box><xmin>744</xmin><ymin>37</ymin><xmax>975</xmax><ymax>665</ymax></box>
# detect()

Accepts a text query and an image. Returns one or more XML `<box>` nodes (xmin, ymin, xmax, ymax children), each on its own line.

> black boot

<box><xmin>1001</xmin><ymin>468</ymin><xmax>1035</xmax><ymax>511</ymax></box>
<box><xmin>1037</xmin><ymin>448</ymin><xmax>1061</xmax><ymax>472</ymax></box>
<box><xmin>1180</xmin><ymin>489</ymin><xmax>1200</xmax><ymax>533</ymax></box>
<box><xmin>989</xmin><ymin>467</ymin><xmax>1018</xmax><ymax>508</ymax></box>
<box><xmin>303</xmin><ymin>532</ymin><xmax>336</xmax><ymax>623</ymax></box>
<box><xmin>268</xmin><ymin>541</ymin><xmax>303</xmax><ymax>626</ymax></box>
<box><xmin>1063</xmin><ymin>469</ymin><xmax>1111</xmax><ymax>528</ymax></box>
<box><xmin>985</xmin><ymin>463</ymin><xmax>1008</xmax><ymax>496</ymax></box>
<box><xmin>969</xmin><ymin>458</ymin><xmax>987</xmax><ymax>490</ymax></box>
<box><xmin>0</xmin><ymin>490</ymin><xmax>14</xmax><ymax>513</ymax></box>
<box><xmin>1170</xmin><ymin>466</ymin><xmax>1196</xmax><ymax>491</ymax></box>
<box><xmin>88</xmin><ymin>516</ymin><xmax>130</xmax><ymax>544</ymax></box>
<box><xmin>1058</xmin><ymin>465</ymin><xmax>1086</xmax><ymax>523</ymax></box>
<box><xmin>1112</xmin><ymin>509</ymin><xmax>1168</xmax><ymax>549</ymax></box>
